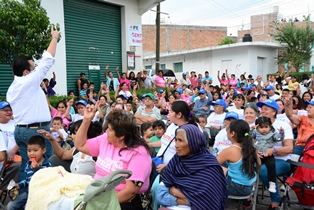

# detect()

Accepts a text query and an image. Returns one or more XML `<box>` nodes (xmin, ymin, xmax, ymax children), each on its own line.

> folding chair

<box><xmin>228</xmin><ymin>171</ymin><xmax>259</xmax><ymax>210</ymax></box>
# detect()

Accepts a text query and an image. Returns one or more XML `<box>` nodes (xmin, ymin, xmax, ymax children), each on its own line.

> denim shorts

<box><xmin>227</xmin><ymin>176</ymin><xmax>253</xmax><ymax>196</ymax></box>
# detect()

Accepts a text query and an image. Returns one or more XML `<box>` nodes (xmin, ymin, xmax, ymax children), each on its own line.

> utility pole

<box><xmin>155</xmin><ymin>3</ymin><xmax>160</xmax><ymax>72</ymax></box>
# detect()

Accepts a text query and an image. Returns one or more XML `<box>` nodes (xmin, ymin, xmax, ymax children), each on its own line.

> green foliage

<box><xmin>267</xmin><ymin>72</ymin><xmax>311</xmax><ymax>82</ymax></box>
<box><xmin>218</xmin><ymin>37</ymin><xmax>236</xmax><ymax>46</ymax></box>
<box><xmin>272</xmin><ymin>16</ymin><xmax>314</xmax><ymax>72</ymax></box>
<box><xmin>0</xmin><ymin>0</ymin><xmax>60</xmax><ymax>65</ymax></box>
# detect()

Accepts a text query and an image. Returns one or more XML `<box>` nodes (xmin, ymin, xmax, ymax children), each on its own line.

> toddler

<box><xmin>50</xmin><ymin>117</ymin><xmax>68</xmax><ymax>147</ymax></box>
<box><xmin>140</xmin><ymin>122</ymin><xmax>154</xmax><ymax>143</ymax></box>
<box><xmin>251</xmin><ymin>116</ymin><xmax>284</xmax><ymax>193</ymax></box>
<box><xmin>7</xmin><ymin>136</ymin><xmax>52</xmax><ymax>210</ymax></box>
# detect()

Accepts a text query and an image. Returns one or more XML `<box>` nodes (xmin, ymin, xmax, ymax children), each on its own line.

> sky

<box><xmin>141</xmin><ymin>0</ymin><xmax>314</xmax><ymax>35</ymax></box>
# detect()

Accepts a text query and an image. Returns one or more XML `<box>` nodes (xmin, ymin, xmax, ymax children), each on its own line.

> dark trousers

<box><xmin>120</xmin><ymin>194</ymin><xmax>143</xmax><ymax>210</ymax></box>
<box><xmin>14</xmin><ymin>125</ymin><xmax>52</xmax><ymax>182</ymax></box>
<box><xmin>262</xmin><ymin>155</ymin><xmax>276</xmax><ymax>182</ymax></box>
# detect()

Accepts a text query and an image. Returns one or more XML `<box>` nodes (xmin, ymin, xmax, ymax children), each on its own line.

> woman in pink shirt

<box><xmin>49</xmin><ymin>100</ymin><xmax>71</xmax><ymax>129</ymax></box>
<box><xmin>226</xmin><ymin>70</ymin><xmax>238</xmax><ymax>89</ymax></box>
<box><xmin>116</xmin><ymin>66</ymin><xmax>130</xmax><ymax>91</ymax></box>
<box><xmin>154</xmin><ymin>70</ymin><xmax>166</xmax><ymax>88</ymax></box>
<box><xmin>217</xmin><ymin>70</ymin><xmax>229</xmax><ymax>86</ymax></box>
<box><xmin>75</xmin><ymin>108</ymin><xmax>152</xmax><ymax>210</ymax></box>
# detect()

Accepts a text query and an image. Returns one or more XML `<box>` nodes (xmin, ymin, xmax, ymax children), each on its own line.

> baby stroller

<box><xmin>74</xmin><ymin>169</ymin><xmax>132</xmax><ymax>210</ymax></box>
<box><xmin>281</xmin><ymin>134</ymin><xmax>314</xmax><ymax>210</ymax></box>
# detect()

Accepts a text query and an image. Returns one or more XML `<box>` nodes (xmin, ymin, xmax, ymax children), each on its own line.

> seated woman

<box><xmin>156</xmin><ymin>124</ymin><xmax>227</xmax><ymax>210</ymax></box>
<box><xmin>38</xmin><ymin>120</ymin><xmax>102</xmax><ymax>177</ymax></box>
<box><xmin>75</xmin><ymin>108</ymin><xmax>152</xmax><ymax>210</ymax></box>
<box><xmin>217</xmin><ymin>120</ymin><xmax>259</xmax><ymax>207</ymax></box>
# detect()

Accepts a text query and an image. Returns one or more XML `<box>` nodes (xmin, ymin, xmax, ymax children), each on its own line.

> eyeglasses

<box><xmin>0</xmin><ymin>109</ymin><xmax>12</xmax><ymax>113</ymax></box>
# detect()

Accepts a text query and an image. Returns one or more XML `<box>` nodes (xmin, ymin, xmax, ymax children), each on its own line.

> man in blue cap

<box><xmin>264</xmin><ymin>85</ymin><xmax>280</xmax><ymax>100</ymax></box>
<box><xmin>0</xmin><ymin>102</ymin><xmax>21</xmax><ymax>193</ymax></box>
<box><xmin>180</xmin><ymin>72</ymin><xmax>191</xmax><ymax>87</ymax></box>
<box><xmin>194</xmin><ymin>89</ymin><xmax>213</xmax><ymax>117</ymax></box>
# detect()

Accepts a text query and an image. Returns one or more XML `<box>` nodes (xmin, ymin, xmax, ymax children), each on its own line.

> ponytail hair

<box><xmin>171</xmin><ymin>101</ymin><xmax>198</xmax><ymax>127</ymax></box>
<box><xmin>229</xmin><ymin>120</ymin><xmax>258</xmax><ymax>178</ymax></box>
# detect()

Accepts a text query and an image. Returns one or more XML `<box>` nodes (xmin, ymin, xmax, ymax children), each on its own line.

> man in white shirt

<box><xmin>0</xmin><ymin>102</ymin><xmax>21</xmax><ymax>192</ymax></box>
<box><xmin>6</xmin><ymin>27</ymin><xmax>60</xmax><ymax>181</ymax></box>
<box><xmin>264</xmin><ymin>85</ymin><xmax>280</xmax><ymax>100</ymax></box>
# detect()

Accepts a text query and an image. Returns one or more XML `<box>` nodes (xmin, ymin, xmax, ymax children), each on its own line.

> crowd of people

<box><xmin>1</xmin><ymin>26</ymin><xmax>314</xmax><ymax>210</ymax></box>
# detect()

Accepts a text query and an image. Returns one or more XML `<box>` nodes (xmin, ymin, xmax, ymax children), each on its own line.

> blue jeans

<box><xmin>14</xmin><ymin>125</ymin><xmax>52</xmax><ymax>182</ymax></box>
<box><xmin>226</xmin><ymin>176</ymin><xmax>253</xmax><ymax>196</ymax></box>
<box><xmin>7</xmin><ymin>191</ymin><xmax>28</xmax><ymax>210</ymax></box>
<box><xmin>259</xmin><ymin>159</ymin><xmax>291</xmax><ymax>203</ymax></box>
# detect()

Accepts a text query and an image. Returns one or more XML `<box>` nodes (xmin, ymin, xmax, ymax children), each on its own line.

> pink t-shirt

<box><xmin>154</xmin><ymin>76</ymin><xmax>166</xmax><ymax>87</ymax></box>
<box><xmin>86</xmin><ymin>133</ymin><xmax>152</xmax><ymax>193</ymax></box>
<box><xmin>228</xmin><ymin>78</ymin><xmax>238</xmax><ymax>88</ymax></box>
<box><xmin>51</xmin><ymin>108</ymin><xmax>71</xmax><ymax>128</ymax></box>
<box><xmin>119</xmin><ymin>78</ymin><xmax>130</xmax><ymax>90</ymax></box>
<box><xmin>189</xmin><ymin>77</ymin><xmax>198</xmax><ymax>88</ymax></box>
<box><xmin>181</xmin><ymin>95</ymin><xmax>192</xmax><ymax>105</ymax></box>
<box><xmin>219</xmin><ymin>79</ymin><xmax>229</xmax><ymax>85</ymax></box>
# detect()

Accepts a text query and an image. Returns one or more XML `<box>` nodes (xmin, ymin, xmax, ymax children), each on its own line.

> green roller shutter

<box><xmin>0</xmin><ymin>64</ymin><xmax>13</xmax><ymax>98</ymax></box>
<box><xmin>64</xmin><ymin>0</ymin><xmax>122</xmax><ymax>95</ymax></box>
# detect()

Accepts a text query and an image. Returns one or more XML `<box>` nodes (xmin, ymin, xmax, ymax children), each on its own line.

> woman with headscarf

<box><xmin>156</xmin><ymin>124</ymin><xmax>227</xmax><ymax>210</ymax></box>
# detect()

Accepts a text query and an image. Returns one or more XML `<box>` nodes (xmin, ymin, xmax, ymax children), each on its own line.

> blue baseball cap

<box><xmin>141</xmin><ymin>94</ymin><xmax>147</xmax><ymax>99</ymax></box>
<box><xmin>224</xmin><ymin>111</ymin><xmax>239</xmax><ymax>120</ymax></box>
<box><xmin>199</xmin><ymin>89</ymin><xmax>206</xmax><ymax>94</ymax></box>
<box><xmin>211</xmin><ymin>99</ymin><xmax>227</xmax><ymax>109</ymax></box>
<box><xmin>174</xmin><ymin>88</ymin><xmax>183</xmax><ymax>94</ymax></box>
<box><xmin>256</xmin><ymin>99</ymin><xmax>279</xmax><ymax>113</ymax></box>
<box><xmin>157</xmin><ymin>89</ymin><xmax>164</xmax><ymax>93</ymax></box>
<box><xmin>263</xmin><ymin>85</ymin><xmax>274</xmax><ymax>91</ymax></box>
<box><xmin>182</xmin><ymin>73</ymin><xmax>186</xmax><ymax>76</ymax></box>
<box><xmin>0</xmin><ymin>101</ymin><xmax>10</xmax><ymax>109</ymax></box>
<box><xmin>305</xmin><ymin>99</ymin><xmax>314</xmax><ymax>106</ymax></box>
<box><xmin>75</xmin><ymin>100</ymin><xmax>87</xmax><ymax>106</ymax></box>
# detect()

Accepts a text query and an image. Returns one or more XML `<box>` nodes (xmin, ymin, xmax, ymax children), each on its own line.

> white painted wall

<box><xmin>41</xmin><ymin>0</ymin><xmax>146</xmax><ymax>95</ymax></box>
<box><xmin>143</xmin><ymin>42</ymin><xmax>282</xmax><ymax>86</ymax></box>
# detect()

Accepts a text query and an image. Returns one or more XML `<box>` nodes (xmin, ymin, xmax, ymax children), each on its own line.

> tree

<box><xmin>272</xmin><ymin>16</ymin><xmax>314</xmax><ymax>72</ymax></box>
<box><xmin>218</xmin><ymin>37</ymin><xmax>236</xmax><ymax>46</ymax></box>
<box><xmin>0</xmin><ymin>0</ymin><xmax>60</xmax><ymax>65</ymax></box>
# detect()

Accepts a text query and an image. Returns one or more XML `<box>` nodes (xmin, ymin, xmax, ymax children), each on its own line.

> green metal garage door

<box><xmin>0</xmin><ymin>64</ymin><xmax>13</xmax><ymax>98</ymax></box>
<box><xmin>64</xmin><ymin>0</ymin><xmax>122</xmax><ymax>95</ymax></box>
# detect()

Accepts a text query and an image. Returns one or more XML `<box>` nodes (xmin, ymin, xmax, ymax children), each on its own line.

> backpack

<box><xmin>286</xmin><ymin>134</ymin><xmax>314</xmax><ymax>206</ymax></box>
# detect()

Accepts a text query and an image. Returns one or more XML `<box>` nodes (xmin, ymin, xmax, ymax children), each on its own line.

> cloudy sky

<box><xmin>141</xmin><ymin>0</ymin><xmax>314</xmax><ymax>35</ymax></box>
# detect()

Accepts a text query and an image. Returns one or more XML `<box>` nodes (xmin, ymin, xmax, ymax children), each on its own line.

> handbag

<box><xmin>152</xmin><ymin>138</ymin><xmax>174</xmax><ymax>177</ymax></box>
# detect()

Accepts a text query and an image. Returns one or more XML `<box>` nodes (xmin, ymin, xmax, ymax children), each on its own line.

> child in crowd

<box><xmin>7</xmin><ymin>136</ymin><xmax>52</xmax><ymax>210</ymax></box>
<box><xmin>148</xmin><ymin>120</ymin><xmax>166</xmax><ymax>153</ymax></box>
<box><xmin>217</xmin><ymin>120</ymin><xmax>259</xmax><ymax>207</ymax></box>
<box><xmin>197</xmin><ymin>115</ymin><xmax>211</xmax><ymax>148</ymax></box>
<box><xmin>251</xmin><ymin>117</ymin><xmax>284</xmax><ymax>193</ymax></box>
<box><xmin>50</xmin><ymin>117</ymin><xmax>68</xmax><ymax>148</ymax></box>
<box><xmin>140</xmin><ymin>122</ymin><xmax>154</xmax><ymax>143</ymax></box>
<box><xmin>65</xmin><ymin>99</ymin><xmax>87</xmax><ymax>123</ymax></box>
<box><xmin>126</xmin><ymin>101</ymin><xmax>134</xmax><ymax>114</ymax></box>
<box><xmin>79</xmin><ymin>82</ymin><xmax>88</xmax><ymax>101</ymax></box>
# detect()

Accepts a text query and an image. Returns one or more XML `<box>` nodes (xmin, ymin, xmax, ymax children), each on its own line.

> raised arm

<box><xmin>167</xmin><ymin>78</ymin><xmax>172</xmax><ymax>96</ymax></box>
<box><xmin>64</xmin><ymin>98</ymin><xmax>74</xmax><ymax>120</ymax></box>
<box><xmin>217</xmin><ymin>70</ymin><xmax>221</xmax><ymax>81</ymax></box>
<box><xmin>114</xmin><ymin>85</ymin><xmax>120</xmax><ymax>99</ymax></box>
<box><xmin>52</xmin><ymin>72</ymin><xmax>56</xmax><ymax>81</ymax></box>
<box><xmin>74</xmin><ymin>105</ymin><xmax>96</xmax><ymax>155</ymax></box>
<box><xmin>47</xmin><ymin>25</ymin><xmax>60</xmax><ymax>57</ymax></box>
<box><xmin>116</xmin><ymin>66</ymin><xmax>121</xmax><ymax>80</ymax></box>
<box><xmin>225</xmin><ymin>69</ymin><xmax>230</xmax><ymax>80</ymax></box>
<box><xmin>284</xmin><ymin>70</ymin><xmax>291</xmax><ymax>83</ymax></box>
<box><xmin>104</xmin><ymin>65</ymin><xmax>109</xmax><ymax>78</ymax></box>
<box><xmin>283</xmin><ymin>95</ymin><xmax>301</xmax><ymax>125</ymax></box>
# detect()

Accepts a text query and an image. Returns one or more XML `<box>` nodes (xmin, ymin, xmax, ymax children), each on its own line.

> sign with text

<box><xmin>128</xmin><ymin>25</ymin><xmax>142</xmax><ymax>47</ymax></box>
<box><xmin>127</xmin><ymin>51</ymin><xmax>135</xmax><ymax>69</ymax></box>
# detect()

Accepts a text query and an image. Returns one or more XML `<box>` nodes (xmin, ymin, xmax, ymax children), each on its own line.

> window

<box><xmin>173</xmin><ymin>62</ymin><xmax>183</xmax><ymax>73</ymax></box>
<box><xmin>145</xmin><ymin>65</ymin><xmax>152</xmax><ymax>69</ymax></box>
<box><xmin>160</xmin><ymin>64</ymin><xmax>166</xmax><ymax>69</ymax></box>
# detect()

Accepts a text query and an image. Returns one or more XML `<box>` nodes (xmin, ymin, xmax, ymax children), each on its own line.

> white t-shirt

<box><xmin>0</xmin><ymin>120</ymin><xmax>17</xmax><ymax>153</ymax></box>
<box><xmin>269</xmin><ymin>94</ymin><xmax>280</xmax><ymax>100</ymax></box>
<box><xmin>277</xmin><ymin>113</ymin><xmax>291</xmax><ymax>125</ymax></box>
<box><xmin>157</xmin><ymin>123</ymin><xmax>177</xmax><ymax>165</ymax></box>
<box><xmin>70</xmin><ymin>149</ymin><xmax>96</xmax><ymax>177</ymax></box>
<box><xmin>297</xmin><ymin>110</ymin><xmax>308</xmax><ymax>116</ymax></box>
<box><xmin>212</xmin><ymin>128</ymin><xmax>232</xmax><ymax>156</ymax></box>
<box><xmin>51</xmin><ymin>128</ymin><xmax>68</xmax><ymax>142</ymax></box>
<box><xmin>118</xmin><ymin>90</ymin><xmax>132</xmax><ymax>98</ymax></box>
<box><xmin>272</xmin><ymin>119</ymin><xmax>293</xmax><ymax>161</ymax></box>
<box><xmin>206</xmin><ymin>113</ymin><xmax>226</xmax><ymax>127</ymax></box>
<box><xmin>227</xmin><ymin>106</ymin><xmax>244</xmax><ymax>119</ymax></box>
